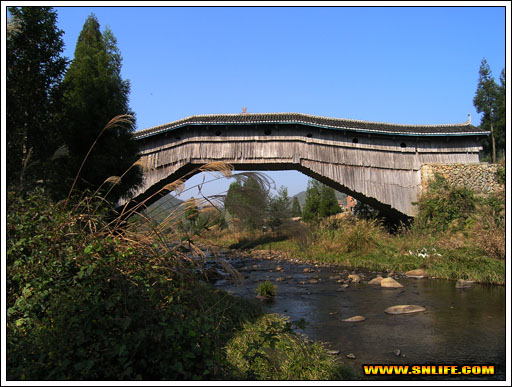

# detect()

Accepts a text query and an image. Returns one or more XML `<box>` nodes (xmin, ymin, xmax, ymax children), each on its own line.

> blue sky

<box><xmin>18</xmin><ymin>5</ymin><xmax>510</xmax><ymax>199</ymax></box>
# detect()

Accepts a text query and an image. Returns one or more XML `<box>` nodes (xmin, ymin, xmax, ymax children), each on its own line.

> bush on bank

<box><xmin>225</xmin><ymin>314</ymin><xmax>354</xmax><ymax>381</ymax></box>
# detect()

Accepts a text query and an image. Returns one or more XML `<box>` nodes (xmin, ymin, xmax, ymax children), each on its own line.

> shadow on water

<box><xmin>212</xmin><ymin>253</ymin><xmax>506</xmax><ymax>381</ymax></box>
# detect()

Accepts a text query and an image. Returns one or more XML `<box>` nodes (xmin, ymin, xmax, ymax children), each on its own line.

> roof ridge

<box><xmin>137</xmin><ymin>112</ymin><xmax>472</xmax><ymax>134</ymax></box>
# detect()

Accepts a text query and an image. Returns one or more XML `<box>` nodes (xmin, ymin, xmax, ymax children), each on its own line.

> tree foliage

<box><xmin>56</xmin><ymin>14</ymin><xmax>142</xmax><ymax>203</ymax></box>
<box><xmin>224</xmin><ymin>175</ymin><xmax>269</xmax><ymax>230</ymax></box>
<box><xmin>267</xmin><ymin>186</ymin><xmax>291</xmax><ymax>232</ymax></box>
<box><xmin>6</xmin><ymin>7</ymin><xmax>68</xmax><ymax>189</ymax></box>
<box><xmin>291</xmin><ymin>196</ymin><xmax>302</xmax><ymax>218</ymax></box>
<box><xmin>473</xmin><ymin>58</ymin><xmax>505</xmax><ymax>162</ymax></box>
<box><xmin>302</xmin><ymin>180</ymin><xmax>340</xmax><ymax>222</ymax></box>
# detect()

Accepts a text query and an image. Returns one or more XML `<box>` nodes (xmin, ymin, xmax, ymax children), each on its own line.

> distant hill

<box><xmin>293</xmin><ymin>189</ymin><xmax>348</xmax><ymax>207</ymax></box>
<box><xmin>143</xmin><ymin>194</ymin><xmax>184</xmax><ymax>223</ymax></box>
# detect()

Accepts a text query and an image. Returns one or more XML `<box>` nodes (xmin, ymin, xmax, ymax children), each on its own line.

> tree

<box><xmin>184</xmin><ymin>197</ymin><xmax>200</xmax><ymax>227</ymax></box>
<box><xmin>267</xmin><ymin>186</ymin><xmax>292</xmax><ymax>232</ymax></box>
<box><xmin>291</xmin><ymin>196</ymin><xmax>302</xmax><ymax>217</ymax></box>
<box><xmin>318</xmin><ymin>184</ymin><xmax>341</xmax><ymax>218</ymax></box>
<box><xmin>6</xmin><ymin>7</ymin><xmax>67</xmax><ymax>189</ymax></box>
<box><xmin>302</xmin><ymin>179</ymin><xmax>341</xmax><ymax>222</ymax></box>
<box><xmin>57</xmin><ymin>14</ymin><xmax>142</xmax><ymax>203</ymax></box>
<box><xmin>224</xmin><ymin>175</ymin><xmax>268</xmax><ymax>230</ymax></box>
<box><xmin>302</xmin><ymin>179</ymin><xmax>322</xmax><ymax>222</ymax></box>
<box><xmin>495</xmin><ymin>68</ymin><xmax>506</xmax><ymax>159</ymax></box>
<box><xmin>473</xmin><ymin>58</ymin><xmax>504</xmax><ymax>163</ymax></box>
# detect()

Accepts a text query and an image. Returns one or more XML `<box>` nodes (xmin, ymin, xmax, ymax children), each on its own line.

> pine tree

<box><xmin>57</xmin><ymin>14</ymin><xmax>142</xmax><ymax>202</ymax></box>
<box><xmin>224</xmin><ymin>176</ymin><xmax>268</xmax><ymax>230</ymax></box>
<box><xmin>495</xmin><ymin>68</ymin><xmax>506</xmax><ymax>160</ymax></box>
<box><xmin>268</xmin><ymin>186</ymin><xmax>291</xmax><ymax>231</ymax></box>
<box><xmin>302</xmin><ymin>179</ymin><xmax>340</xmax><ymax>221</ymax></box>
<box><xmin>302</xmin><ymin>179</ymin><xmax>322</xmax><ymax>222</ymax></box>
<box><xmin>291</xmin><ymin>196</ymin><xmax>302</xmax><ymax>217</ymax></box>
<box><xmin>319</xmin><ymin>185</ymin><xmax>341</xmax><ymax>218</ymax></box>
<box><xmin>473</xmin><ymin>58</ymin><xmax>502</xmax><ymax>163</ymax></box>
<box><xmin>7</xmin><ymin>7</ymin><xmax>67</xmax><ymax>189</ymax></box>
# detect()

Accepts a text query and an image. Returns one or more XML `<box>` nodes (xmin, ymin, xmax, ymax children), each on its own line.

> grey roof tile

<box><xmin>135</xmin><ymin>112</ymin><xmax>488</xmax><ymax>139</ymax></box>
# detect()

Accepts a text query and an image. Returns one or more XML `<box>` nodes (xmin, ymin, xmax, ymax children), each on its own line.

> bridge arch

<box><xmin>119</xmin><ymin>113</ymin><xmax>487</xmax><ymax>218</ymax></box>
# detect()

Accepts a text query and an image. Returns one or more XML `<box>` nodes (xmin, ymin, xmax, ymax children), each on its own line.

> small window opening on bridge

<box><xmin>307</xmin><ymin>133</ymin><xmax>313</xmax><ymax>138</ymax></box>
<box><xmin>352</xmin><ymin>137</ymin><xmax>359</xmax><ymax>144</ymax></box>
<box><xmin>400</xmin><ymin>142</ymin><xmax>407</xmax><ymax>148</ymax></box>
<box><xmin>264</xmin><ymin>129</ymin><xmax>272</xmax><ymax>135</ymax></box>
<box><xmin>215</xmin><ymin>130</ymin><xmax>222</xmax><ymax>136</ymax></box>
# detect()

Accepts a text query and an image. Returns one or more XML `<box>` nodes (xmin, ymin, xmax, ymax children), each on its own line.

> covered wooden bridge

<box><xmin>119</xmin><ymin>112</ymin><xmax>487</xmax><ymax>219</ymax></box>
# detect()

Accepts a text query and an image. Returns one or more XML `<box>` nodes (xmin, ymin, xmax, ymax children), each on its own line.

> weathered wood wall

<box><xmin>120</xmin><ymin>124</ymin><xmax>482</xmax><ymax>217</ymax></box>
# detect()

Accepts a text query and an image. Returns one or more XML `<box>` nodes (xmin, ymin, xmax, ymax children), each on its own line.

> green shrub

<box><xmin>413</xmin><ymin>174</ymin><xmax>476</xmax><ymax>233</ymax></box>
<box><xmin>496</xmin><ymin>164</ymin><xmax>505</xmax><ymax>185</ymax></box>
<box><xmin>256</xmin><ymin>281</ymin><xmax>276</xmax><ymax>298</ymax></box>
<box><xmin>225</xmin><ymin>314</ymin><xmax>354</xmax><ymax>380</ymax></box>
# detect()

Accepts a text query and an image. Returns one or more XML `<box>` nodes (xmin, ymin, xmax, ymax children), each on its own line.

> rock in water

<box><xmin>348</xmin><ymin>274</ymin><xmax>361</xmax><ymax>283</ymax></box>
<box><xmin>368</xmin><ymin>275</ymin><xmax>384</xmax><ymax>285</ymax></box>
<box><xmin>405</xmin><ymin>269</ymin><xmax>426</xmax><ymax>279</ymax></box>
<box><xmin>380</xmin><ymin>277</ymin><xmax>404</xmax><ymax>288</ymax></box>
<box><xmin>456</xmin><ymin>279</ymin><xmax>475</xmax><ymax>289</ymax></box>
<box><xmin>384</xmin><ymin>305</ymin><xmax>426</xmax><ymax>315</ymax></box>
<box><xmin>342</xmin><ymin>315</ymin><xmax>366</xmax><ymax>322</ymax></box>
<box><xmin>346</xmin><ymin>353</ymin><xmax>356</xmax><ymax>359</ymax></box>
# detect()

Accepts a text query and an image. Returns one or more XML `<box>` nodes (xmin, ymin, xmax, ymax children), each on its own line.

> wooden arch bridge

<box><xmin>119</xmin><ymin>112</ymin><xmax>487</xmax><ymax>219</ymax></box>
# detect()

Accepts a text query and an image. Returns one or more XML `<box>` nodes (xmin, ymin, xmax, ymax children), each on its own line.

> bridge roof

<box><xmin>135</xmin><ymin>112</ymin><xmax>489</xmax><ymax>139</ymax></box>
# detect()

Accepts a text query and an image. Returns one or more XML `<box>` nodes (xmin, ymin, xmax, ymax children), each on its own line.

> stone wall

<box><xmin>421</xmin><ymin>163</ymin><xmax>504</xmax><ymax>193</ymax></box>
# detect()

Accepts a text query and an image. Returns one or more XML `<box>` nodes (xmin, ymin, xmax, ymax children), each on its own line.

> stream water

<box><xmin>210</xmin><ymin>252</ymin><xmax>506</xmax><ymax>380</ymax></box>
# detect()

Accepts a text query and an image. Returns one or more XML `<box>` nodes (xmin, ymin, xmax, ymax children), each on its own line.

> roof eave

<box><xmin>134</xmin><ymin>121</ymin><xmax>489</xmax><ymax>140</ymax></box>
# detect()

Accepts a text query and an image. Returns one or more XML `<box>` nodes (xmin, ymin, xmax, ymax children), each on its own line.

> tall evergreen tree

<box><xmin>318</xmin><ymin>185</ymin><xmax>341</xmax><ymax>218</ymax></box>
<box><xmin>290</xmin><ymin>196</ymin><xmax>302</xmax><ymax>217</ymax></box>
<box><xmin>7</xmin><ymin>7</ymin><xmax>67</xmax><ymax>189</ymax></box>
<box><xmin>495</xmin><ymin>68</ymin><xmax>506</xmax><ymax>159</ymax></box>
<box><xmin>267</xmin><ymin>186</ymin><xmax>291</xmax><ymax>232</ymax></box>
<box><xmin>302</xmin><ymin>179</ymin><xmax>322</xmax><ymax>222</ymax></box>
<box><xmin>57</xmin><ymin>14</ymin><xmax>141</xmax><ymax>203</ymax></box>
<box><xmin>302</xmin><ymin>179</ymin><xmax>340</xmax><ymax>221</ymax></box>
<box><xmin>224</xmin><ymin>176</ymin><xmax>268</xmax><ymax>230</ymax></box>
<box><xmin>473</xmin><ymin>58</ymin><xmax>503</xmax><ymax>162</ymax></box>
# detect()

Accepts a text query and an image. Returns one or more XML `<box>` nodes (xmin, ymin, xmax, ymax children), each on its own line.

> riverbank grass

<box><xmin>204</xmin><ymin>174</ymin><xmax>505</xmax><ymax>285</ymax></box>
<box><xmin>204</xmin><ymin>216</ymin><xmax>505</xmax><ymax>285</ymax></box>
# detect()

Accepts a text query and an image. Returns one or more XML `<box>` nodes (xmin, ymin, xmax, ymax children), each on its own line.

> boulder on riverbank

<box><xmin>380</xmin><ymin>277</ymin><xmax>404</xmax><ymax>288</ymax></box>
<box><xmin>405</xmin><ymin>269</ymin><xmax>426</xmax><ymax>279</ymax></box>
<box><xmin>348</xmin><ymin>274</ymin><xmax>361</xmax><ymax>283</ymax></box>
<box><xmin>384</xmin><ymin>305</ymin><xmax>426</xmax><ymax>315</ymax></box>
<box><xmin>368</xmin><ymin>275</ymin><xmax>384</xmax><ymax>285</ymax></box>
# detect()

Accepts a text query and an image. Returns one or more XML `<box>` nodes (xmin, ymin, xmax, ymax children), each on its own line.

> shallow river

<box><xmin>211</xmin><ymin>253</ymin><xmax>506</xmax><ymax>380</ymax></box>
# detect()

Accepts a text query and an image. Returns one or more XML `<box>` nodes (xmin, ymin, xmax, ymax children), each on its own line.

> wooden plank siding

<box><xmin>119</xmin><ymin>114</ymin><xmax>485</xmax><ymax>218</ymax></box>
